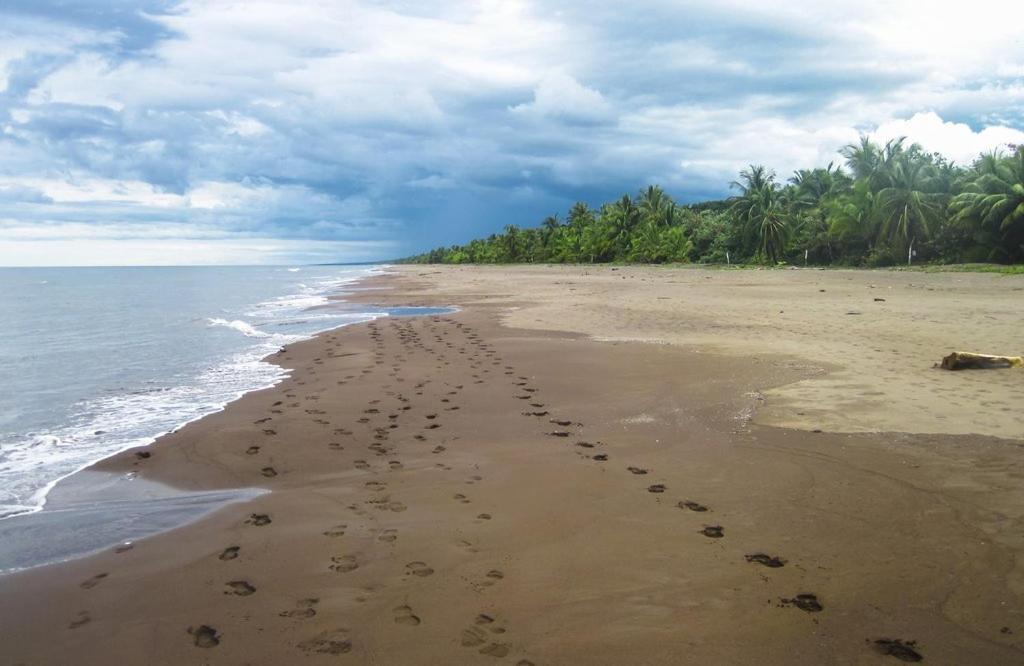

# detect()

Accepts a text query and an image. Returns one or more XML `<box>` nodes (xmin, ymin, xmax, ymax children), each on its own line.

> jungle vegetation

<box><xmin>400</xmin><ymin>138</ymin><xmax>1024</xmax><ymax>267</ymax></box>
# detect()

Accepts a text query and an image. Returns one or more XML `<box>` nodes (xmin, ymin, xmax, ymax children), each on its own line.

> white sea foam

<box><xmin>207</xmin><ymin>318</ymin><xmax>272</xmax><ymax>338</ymax></box>
<box><xmin>0</xmin><ymin>265</ymin><xmax>387</xmax><ymax>521</ymax></box>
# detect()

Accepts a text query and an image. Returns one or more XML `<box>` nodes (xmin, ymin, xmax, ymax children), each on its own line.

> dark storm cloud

<box><xmin>0</xmin><ymin>0</ymin><xmax>1022</xmax><ymax>264</ymax></box>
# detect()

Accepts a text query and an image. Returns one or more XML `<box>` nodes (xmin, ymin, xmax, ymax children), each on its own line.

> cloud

<box><xmin>510</xmin><ymin>72</ymin><xmax>612</xmax><ymax>123</ymax></box>
<box><xmin>871</xmin><ymin>112</ymin><xmax>1024</xmax><ymax>165</ymax></box>
<box><xmin>1</xmin><ymin>0</ymin><xmax>1023</xmax><ymax>264</ymax></box>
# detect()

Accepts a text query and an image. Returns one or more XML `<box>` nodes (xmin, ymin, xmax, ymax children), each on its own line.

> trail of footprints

<box><xmin>182</xmin><ymin>316</ymin><xmax>538</xmax><ymax>661</ymax></box>
<box><xmin>141</xmin><ymin>314</ymin><xmax>915</xmax><ymax>662</ymax></box>
<box><xmin>509</xmin><ymin>324</ymin><xmax>921</xmax><ymax>660</ymax></box>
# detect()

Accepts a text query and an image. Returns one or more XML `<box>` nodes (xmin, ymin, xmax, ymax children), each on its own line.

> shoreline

<box><xmin>0</xmin><ymin>264</ymin><xmax>386</xmax><ymax>524</ymax></box>
<box><xmin>0</xmin><ymin>268</ymin><xmax>460</xmax><ymax>575</ymax></box>
<box><xmin>0</xmin><ymin>265</ymin><xmax>1021</xmax><ymax>664</ymax></box>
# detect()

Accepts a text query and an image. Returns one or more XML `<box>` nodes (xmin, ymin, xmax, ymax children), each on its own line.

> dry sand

<box><xmin>1</xmin><ymin>264</ymin><xmax>1022</xmax><ymax>665</ymax></box>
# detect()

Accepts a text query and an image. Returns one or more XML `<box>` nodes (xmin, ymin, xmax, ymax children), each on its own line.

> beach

<box><xmin>1</xmin><ymin>264</ymin><xmax>1022</xmax><ymax>664</ymax></box>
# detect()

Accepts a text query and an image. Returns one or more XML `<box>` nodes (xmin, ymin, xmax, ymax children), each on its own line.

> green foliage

<box><xmin>398</xmin><ymin>141</ymin><xmax>1024</xmax><ymax>268</ymax></box>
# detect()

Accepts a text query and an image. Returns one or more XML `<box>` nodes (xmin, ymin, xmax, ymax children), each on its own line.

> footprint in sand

<box><xmin>323</xmin><ymin>524</ymin><xmax>347</xmax><ymax>538</ymax></box>
<box><xmin>872</xmin><ymin>638</ymin><xmax>923</xmax><ymax>662</ymax></box>
<box><xmin>648</xmin><ymin>484</ymin><xmax>666</xmax><ymax>493</ymax></box>
<box><xmin>189</xmin><ymin>625</ymin><xmax>221</xmax><ymax>648</ymax></box>
<box><xmin>388</xmin><ymin>460</ymin><xmax>403</xmax><ymax>470</ymax></box>
<box><xmin>378</xmin><ymin>529</ymin><xmax>398</xmax><ymax>543</ymax></box>
<box><xmin>548</xmin><ymin>431</ymin><xmax>570</xmax><ymax>438</ymax></box>
<box><xmin>477</xmin><ymin>570</ymin><xmax>504</xmax><ymax>589</ymax></box>
<box><xmin>549</xmin><ymin>419</ymin><xmax>573</xmax><ymax>427</ymax></box>
<box><xmin>69</xmin><ymin>611</ymin><xmax>91</xmax><ymax>629</ymax></box>
<box><xmin>454</xmin><ymin>493</ymin><xmax>471</xmax><ymax>504</ymax></box>
<box><xmin>627</xmin><ymin>466</ymin><xmax>648</xmax><ymax>475</ymax></box>
<box><xmin>700</xmin><ymin>525</ymin><xmax>724</xmax><ymax>538</ymax></box>
<box><xmin>405</xmin><ymin>561</ymin><xmax>434</xmax><ymax>577</ymax></box>
<box><xmin>593</xmin><ymin>454</ymin><xmax>608</xmax><ymax>461</ymax></box>
<box><xmin>461</xmin><ymin>614</ymin><xmax>510</xmax><ymax>657</ymax></box>
<box><xmin>394</xmin><ymin>604</ymin><xmax>422</xmax><ymax>626</ymax></box>
<box><xmin>246</xmin><ymin>513</ymin><xmax>272</xmax><ymax>526</ymax></box>
<box><xmin>330</xmin><ymin>556</ymin><xmax>359</xmax><ymax>573</ymax></box>
<box><xmin>280</xmin><ymin>598</ymin><xmax>319</xmax><ymax>619</ymax></box>
<box><xmin>477</xmin><ymin>513</ymin><xmax>492</xmax><ymax>520</ymax></box>
<box><xmin>678</xmin><ymin>500</ymin><xmax>709</xmax><ymax>512</ymax></box>
<box><xmin>79</xmin><ymin>573</ymin><xmax>108</xmax><ymax>589</ymax></box>
<box><xmin>224</xmin><ymin>580</ymin><xmax>256</xmax><ymax>596</ymax></box>
<box><xmin>219</xmin><ymin>546</ymin><xmax>240</xmax><ymax>560</ymax></box>
<box><xmin>746</xmin><ymin>553</ymin><xmax>786</xmax><ymax>568</ymax></box>
<box><xmin>781</xmin><ymin>593</ymin><xmax>823</xmax><ymax>613</ymax></box>
<box><xmin>245</xmin><ymin>446</ymin><xmax>260</xmax><ymax>455</ymax></box>
<box><xmin>297</xmin><ymin>628</ymin><xmax>352</xmax><ymax>655</ymax></box>
<box><xmin>261</xmin><ymin>467</ymin><xmax>278</xmax><ymax>478</ymax></box>
<box><xmin>354</xmin><ymin>459</ymin><xmax>370</xmax><ymax>470</ymax></box>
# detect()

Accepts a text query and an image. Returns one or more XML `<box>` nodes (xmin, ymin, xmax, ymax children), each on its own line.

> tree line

<box><xmin>399</xmin><ymin>138</ymin><xmax>1024</xmax><ymax>267</ymax></box>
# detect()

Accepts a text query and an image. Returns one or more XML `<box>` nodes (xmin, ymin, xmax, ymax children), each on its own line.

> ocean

<box><xmin>0</xmin><ymin>264</ymin><xmax>391</xmax><ymax>522</ymax></box>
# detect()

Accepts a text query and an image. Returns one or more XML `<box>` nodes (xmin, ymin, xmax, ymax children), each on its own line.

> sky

<box><xmin>1</xmin><ymin>0</ymin><xmax>1023</xmax><ymax>266</ymax></box>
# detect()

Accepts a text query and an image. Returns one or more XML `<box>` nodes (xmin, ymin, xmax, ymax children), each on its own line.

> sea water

<box><xmin>0</xmin><ymin>264</ymin><xmax>403</xmax><ymax>521</ymax></box>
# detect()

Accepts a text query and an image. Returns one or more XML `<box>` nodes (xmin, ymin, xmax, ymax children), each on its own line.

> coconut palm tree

<box><xmin>950</xmin><ymin>147</ymin><xmax>1024</xmax><ymax>261</ymax></box>
<box><xmin>637</xmin><ymin>185</ymin><xmax>672</xmax><ymax>225</ymax></box>
<box><xmin>606</xmin><ymin>195</ymin><xmax>641</xmax><ymax>256</ymax></box>
<box><xmin>730</xmin><ymin>165</ymin><xmax>790</xmax><ymax>262</ymax></box>
<box><xmin>873</xmin><ymin>151</ymin><xmax>945</xmax><ymax>261</ymax></box>
<box><xmin>502</xmin><ymin>224</ymin><xmax>521</xmax><ymax>261</ymax></box>
<box><xmin>841</xmin><ymin>136</ymin><xmax>907</xmax><ymax>191</ymax></box>
<box><xmin>567</xmin><ymin>201</ymin><xmax>595</xmax><ymax>231</ymax></box>
<box><xmin>541</xmin><ymin>215</ymin><xmax>560</xmax><ymax>246</ymax></box>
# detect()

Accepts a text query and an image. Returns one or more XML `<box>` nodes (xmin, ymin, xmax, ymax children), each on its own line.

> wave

<box><xmin>207</xmin><ymin>318</ymin><xmax>271</xmax><ymax>338</ymax></box>
<box><xmin>0</xmin><ymin>265</ymin><xmax>386</xmax><ymax>522</ymax></box>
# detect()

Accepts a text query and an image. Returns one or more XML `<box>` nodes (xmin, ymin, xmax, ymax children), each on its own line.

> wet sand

<box><xmin>1</xmin><ymin>265</ymin><xmax>1022</xmax><ymax>665</ymax></box>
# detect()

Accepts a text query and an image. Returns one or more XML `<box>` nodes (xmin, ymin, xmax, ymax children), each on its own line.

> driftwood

<box><xmin>940</xmin><ymin>351</ymin><xmax>1024</xmax><ymax>371</ymax></box>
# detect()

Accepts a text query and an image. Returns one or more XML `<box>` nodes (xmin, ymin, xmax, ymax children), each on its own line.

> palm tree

<box><xmin>541</xmin><ymin>215</ymin><xmax>561</xmax><ymax>246</ymax></box>
<box><xmin>567</xmin><ymin>202</ymin><xmax>595</xmax><ymax>230</ymax></box>
<box><xmin>828</xmin><ymin>179</ymin><xmax>876</xmax><ymax>248</ymax></box>
<box><xmin>950</xmin><ymin>147</ymin><xmax>1024</xmax><ymax>261</ymax></box>
<box><xmin>606</xmin><ymin>195</ymin><xmax>640</xmax><ymax>256</ymax></box>
<box><xmin>873</xmin><ymin>151</ymin><xmax>945</xmax><ymax>262</ymax></box>
<box><xmin>841</xmin><ymin>136</ymin><xmax>907</xmax><ymax>191</ymax></box>
<box><xmin>841</xmin><ymin>136</ymin><xmax>881</xmax><ymax>182</ymax></box>
<box><xmin>730</xmin><ymin>165</ymin><xmax>790</xmax><ymax>262</ymax></box>
<box><xmin>502</xmin><ymin>224</ymin><xmax>521</xmax><ymax>261</ymax></box>
<box><xmin>788</xmin><ymin>164</ymin><xmax>849</xmax><ymax>263</ymax></box>
<box><xmin>637</xmin><ymin>185</ymin><xmax>672</xmax><ymax>225</ymax></box>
